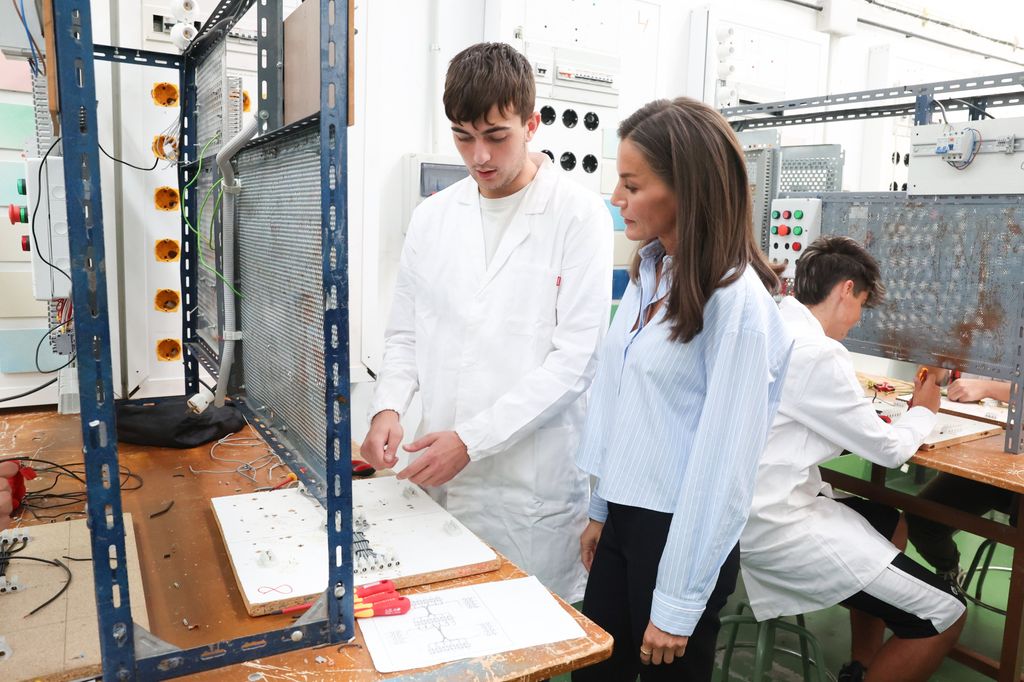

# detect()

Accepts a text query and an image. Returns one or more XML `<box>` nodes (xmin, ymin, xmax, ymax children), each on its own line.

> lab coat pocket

<box><xmin>533</xmin><ymin>425</ymin><xmax>588</xmax><ymax>514</ymax></box>
<box><xmin>501</xmin><ymin>265</ymin><xmax>560</xmax><ymax>334</ymax></box>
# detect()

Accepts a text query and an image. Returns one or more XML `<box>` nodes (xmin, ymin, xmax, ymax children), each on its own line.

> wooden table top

<box><xmin>1</xmin><ymin>407</ymin><xmax>611</xmax><ymax>680</ymax></box>
<box><xmin>853</xmin><ymin>372</ymin><xmax>1024</xmax><ymax>493</ymax></box>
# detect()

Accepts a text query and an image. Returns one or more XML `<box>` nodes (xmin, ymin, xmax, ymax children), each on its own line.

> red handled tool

<box><xmin>355</xmin><ymin>580</ymin><xmax>395</xmax><ymax>598</ymax></box>
<box><xmin>352</xmin><ymin>460</ymin><xmax>375</xmax><ymax>478</ymax></box>
<box><xmin>354</xmin><ymin>596</ymin><xmax>410</xmax><ymax>618</ymax></box>
<box><xmin>6</xmin><ymin>462</ymin><xmax>36</xmax><ymax>512</ymax></box>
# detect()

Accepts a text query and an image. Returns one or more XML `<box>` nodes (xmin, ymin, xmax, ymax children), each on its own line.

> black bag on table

<box><xmin>115</xmin><ymin>397</ymin><xmax>245</xmax><ymax>448</ymax></box>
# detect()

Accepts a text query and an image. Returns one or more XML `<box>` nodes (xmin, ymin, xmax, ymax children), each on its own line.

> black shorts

<box><xmin>835</xmin><ymin>495</ymin><xmax>966</xmax><ymax>638</ymax></box>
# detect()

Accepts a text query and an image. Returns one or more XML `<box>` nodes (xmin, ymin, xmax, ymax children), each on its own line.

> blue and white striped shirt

<box><xmin>575</xmin><ymin>240</ymin><xmax>792</xmax><ymax>636</ymax></box>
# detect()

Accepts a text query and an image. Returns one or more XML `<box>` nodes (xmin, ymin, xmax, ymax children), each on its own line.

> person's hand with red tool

<box><xmin>640</xmin><ymin>620</ymin><xmax>688</xmax><ymax>666</ymax></box>
<box><xmin>0</xmin><ymin>461</ymin><xmax>22</xmax><ymax>529</ymax></box>
<box><xmin>396</xmin><ymin>431</ymin><xmax>470</xmax><ymax>487</ymax></box>
<box><xmin>580</xmin><ymin>520</ymin><xmax>603</xmax><ymax>572</ymax></box>
<box><xmin>360</xmin><ymin>410</ymin><xmax>403</xmax><ymax>471</ymax></box>
<box><xmin>911</xmin><ymin>366</ymin><xmax>941</xmax><ymax>414</ymax></box>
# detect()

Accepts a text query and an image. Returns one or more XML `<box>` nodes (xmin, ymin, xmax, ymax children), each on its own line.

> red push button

<box><xmin>782</xmin><ymin>210</ymin><xmax>792</xmax><ymax>219</ymax></box>
<box><xmin>793</xmin><ymin>242</ymin><xmax>802</xmax><ymax>251</ymax></box>
<box><xmin>8</xmin><ymin>204</ymin><xmax>28</xmax><ymax>225</ymax></box>
<box><xmin>777</xmin><ymin>225</ymin><xmax>791</xmax><ymax>236</ymax></box>
<box><xmin>21</xmin><ymin>235</ymin><xmax>30</xmax><ymax>251</ymax></box>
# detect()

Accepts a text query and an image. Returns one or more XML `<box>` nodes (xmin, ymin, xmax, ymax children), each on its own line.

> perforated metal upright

<box><xmin>52</xmin><ymin>1</ymin><xmax>354</xmax><ymax>679</ymax></box>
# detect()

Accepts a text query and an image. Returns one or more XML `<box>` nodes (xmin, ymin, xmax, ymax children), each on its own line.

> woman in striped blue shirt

<box><xmin>573</xmin><ymin>97</ymin><xmax>793</xmax><ymax>681</ymax></box>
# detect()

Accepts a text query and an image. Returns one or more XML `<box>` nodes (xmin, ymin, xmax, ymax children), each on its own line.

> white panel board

<box><xmin>908</xmin><ymin>118</ymin><xmax>1024</xmax><ymax>196</ymax></box>
<box><xmin>211</xmin><ymin>477</ymin><xmax>498</xmax><ymax>615</ymax></box>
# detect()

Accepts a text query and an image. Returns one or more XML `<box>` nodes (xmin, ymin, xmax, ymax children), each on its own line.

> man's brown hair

<box><xmin>622</xmin><ymin>97</ymin><xmax>780</xmax><ymax>343</ymax></box>
<box><xmin>443</xmin><ymin>42</ymin><xmax>535</xmax><ymax>124</ymax></box>
<box><xmin>793</xmin><ymin>235</ymin><xmax>886</xmax><ymax>307</ymax></box>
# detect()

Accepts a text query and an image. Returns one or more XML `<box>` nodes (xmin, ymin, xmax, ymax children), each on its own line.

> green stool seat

<box><xmin>719</xmin><ymin>603</ymin><xmax>828</xmax><ymax>682</ymax></box>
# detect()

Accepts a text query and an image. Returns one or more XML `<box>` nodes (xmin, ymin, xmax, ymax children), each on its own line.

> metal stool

<box><xmin>719</xmin><ymin>603</ymin><xmax>828</xmax><ymax>682</ymax></box>
<box><xmin>963</xmin><ymin>538</ymin><xmax>1008</xmax><ymax>616</ymax></box>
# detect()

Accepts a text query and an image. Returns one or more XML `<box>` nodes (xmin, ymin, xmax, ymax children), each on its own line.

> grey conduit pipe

<box><xmin>214</xmin><ymin>117</ymin><xmax>259</xmax><ymax>407</ymax></box>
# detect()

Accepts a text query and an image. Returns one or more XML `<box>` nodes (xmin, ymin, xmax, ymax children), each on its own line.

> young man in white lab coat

<box><xmin>740</xmin><ymin>236</ymin><xmax>966</xmax><ymax>682</ymax></box>
<box><xmin>360</xmin><ymin>42</ymin><xmax>612</xmax><ymax>603</ymax></box>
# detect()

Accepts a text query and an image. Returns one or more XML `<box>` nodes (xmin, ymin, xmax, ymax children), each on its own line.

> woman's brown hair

<box><xmin>622</xmin><ymin>97</ymin><xmax>779</xmax><ymax>343</ymax></box>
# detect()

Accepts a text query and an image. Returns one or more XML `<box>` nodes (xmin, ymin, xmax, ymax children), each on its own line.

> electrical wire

<box><xmin>948</xmin><ymin>128</ymin><xmax>982</xmax><ymax>171</ymax></box>
<box><xmin>951</xmin><ymin>98</ymin><xmax>995</xmax><ymax>120</ymax></box>
<box><xmin>30</xmin><ymin>137</ymin><xmax>70</xmax><ymax>284</ymax></box>
<box><xmin>98</xmin><ymin>142</ymin><xmax>159</xmax><ymax>171</ymax></box>
<box><xmin>8</xmin><ymin>556</ymin><xmax>71</xmax><ymax>617</ymax></box>
<box><xmin>34</xmin><ymin>317</ymin><xmax>76</xmax><ymax>374</ymax></box>
<box><xmin>11</xmin><ymin>0</ymin><xmax>43</xmax><ymax>77</ymax></box>
<box><xmin>933</xmin><ymin>98</ymin><xmax>950</xmax><ymax>125</ymax></box>
<box><xmin>0</xmin><ymin>457</ymin><xmax>143</xmax><ymax>522</ymax></box>
<box><xmin>0</xmin><ymin>377</ymin><xmax>57</xmax><ymax>404</ymax></box>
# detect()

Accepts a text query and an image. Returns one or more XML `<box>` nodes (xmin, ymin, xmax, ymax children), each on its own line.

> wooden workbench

<box><xmin>1</xmin><ymin>407</ymin><xmax>611</xmax><ymax>680</ymax></box>
<box><xmin>822</xmin><ymin>433</ymin><xmax>1024</xmax><ymax>682</ymax></box>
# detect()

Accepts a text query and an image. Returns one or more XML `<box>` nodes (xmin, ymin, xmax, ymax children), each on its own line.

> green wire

<box><xmin>179</xmin><ymin>134</ymin><xmax>243</xmax><ymax>298</ymax></box>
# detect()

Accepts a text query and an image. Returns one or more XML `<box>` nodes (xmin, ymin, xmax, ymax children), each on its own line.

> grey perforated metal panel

<box><xmin>234</xmin><ymin>129</ymin><xmax>326</xmax><ymax>467</ymax></box>
<box><xmin>196</xmin><ymin>42</ymin><xmax>231</xmax><ymax>154</ymax></box>
<box><xmin>194</xmin><ymin>165</ymin><xmax>220</xmax><ymax>350</ymax></box>
<box><xmin>793</xmin><ymin>192</ymin><xmax>1024</xmax><ymax>381</ymax></box>
<box><xmin>745</xmin><ymin>145</ymin><xmax>778</xmax><ymax>254</ymax></box>
<box><xmin>779</xmin><ymin>145</ymin><xmax>844</xmax><ymax>193</ymax></box>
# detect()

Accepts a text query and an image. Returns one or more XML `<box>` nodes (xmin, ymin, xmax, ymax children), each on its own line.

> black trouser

<box><xmin>573</xmin><ymin>502</ymin><xmax>741</xmax><ymax>682</ymax></box>
<box><xmin>906</xmin><ymin>473</ymin><xmax>1016</xmax><ymax>573</ymax></box>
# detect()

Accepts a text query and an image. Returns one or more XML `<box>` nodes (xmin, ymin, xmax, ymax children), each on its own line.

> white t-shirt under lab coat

<box><xmin>740</xmin><ymin>296</ymin><xmax>938</xmax><ymax>620</ymax></box>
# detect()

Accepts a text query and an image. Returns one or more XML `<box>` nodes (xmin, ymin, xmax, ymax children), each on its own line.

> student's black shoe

<box><xmin>837</xmin><ymin>660</ymin><xmax>866</xmax><ymax>682</ymax></box>
<box><xmin>939</xmin><ymin>566</ymin><xmax>967</xmax><ymax>600</ymax></box>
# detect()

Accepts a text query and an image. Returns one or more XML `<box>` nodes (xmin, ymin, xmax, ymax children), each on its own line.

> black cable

<box><xmin>951</xmin><ymin>98</ymin><xmax>995</xmax><ymax>119</ymax></box>
<box><xmin>98</xmin><ymin>142</ymin><xmax>159</xmax><ymax>171</ymax></box>
<box><xmin>0</xmin><ymin>377</ymin><xmax>57</xmax><ymax>404</ymax></box>
<box><xmin>34</xmin><ymin>316</ymin><xmax>76</xmax><ymax>374</ymax></box>
<box><xmin>9</xmin><ymin>556</ymin><xmax>71</xmax><ymax>616</ymax></box>
<box><xmin>30</xmin><ymin>137</ymin><xmax>70</xmax><ymax>284</ymax></box>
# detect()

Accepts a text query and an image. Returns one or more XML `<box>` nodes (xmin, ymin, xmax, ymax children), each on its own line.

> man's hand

<box><xmin>360</xmin><ymin>410</ymin><xmax>403</xmax><ymax>470</ymax></box>
<box><xmin>0</xmin><ymin>461</ymin><xmax>21</xmax><ymax>530</ymax></box>
<box><xmin>580</xmin><ymin>520</ymin><xmax>604</xmax><ymax>572</ymax></box>
<box><xmin>948</xmin><ymin>378</ymin><xmax>1010</xmax><ymax>403</ymax></box>
<box><xmin>912</xmin><ymin>368</ymin><xmax>941</xmax><ymax>414</ymax></box>
<box><xmin>640</xmin><ymin>620</ymin><xmax>688</xmax><ymax>666</ymax></box>
<box><xmin>396</xmin><ymin>431</ymin><xmax>470</xmax><ymax>487</ymax></box>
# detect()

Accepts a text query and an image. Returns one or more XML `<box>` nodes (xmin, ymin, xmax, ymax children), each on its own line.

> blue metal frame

<box><xmin>320</xmin><ymin>0</ymin><xmax>355</xmax><ymax>641</ymax></box>
<box><xmin>53</xmin><ymin>4</ymin><xmax>136</xmax><ymax>679</ymax></box>
<box><xmin>54</xmin><ymin>1</ymin><xmax>354</xmax><ymax>678</ymax></box>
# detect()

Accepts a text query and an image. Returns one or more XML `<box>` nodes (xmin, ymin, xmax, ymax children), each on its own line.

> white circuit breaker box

<box><xmin>20</xmin><ymin>157</ymin><xmax>71</xmax><ymax>300</ymax></box>
<box><xmin>767</xmin><ymin>198</ymin><xmax>822</xmax><ymax>279</ymax></box>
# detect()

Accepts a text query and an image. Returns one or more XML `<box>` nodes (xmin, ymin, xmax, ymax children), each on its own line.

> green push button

<box><xmin>771</xmin><ymin>210</ymin><xmax>780</xmax><ymax>219</ymax></box>
<box><xmin>771</xmin><ymin>226</ymin><xmax>778</xmax><ymax>234</ymax></box>
<box><xmin>794</xmin><ymin>209</ymin><xmax>804</xmax><ymax>219</ymax></box>
<box><xmin>794</xmin><ymin>226</ymin><xmax>803</xmax><ymax>236</ymax></box>
<box><xmin>16</xmin><ymin>179</ymin><xmax>26</xmax><ymax>195</ymax></box>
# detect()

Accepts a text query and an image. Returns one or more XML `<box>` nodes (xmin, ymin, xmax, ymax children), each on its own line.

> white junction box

<box><xmin>768</xmin><ymin>198</ymin><xmax>822</xmax><ymax>279</ymax></box>
<box><xmin>909</xmin><ymin>117</ymin><xmax>1024</xmax><ymax>196</ymax></box>
<box><xmin>24</xmin><ymin>157</ymin><xmax>71</xmax><ymax>300</ymax></box>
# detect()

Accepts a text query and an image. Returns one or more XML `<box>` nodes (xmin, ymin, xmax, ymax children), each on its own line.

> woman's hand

<box><xmin>579</xmin><ymin>520</ymin><xmax>604</xmax><ymax>572</ymax></box>
<box><xmin>640</xmin><ymin>620</ymin><xmax>688</xmax><ymax>666</ymax></box>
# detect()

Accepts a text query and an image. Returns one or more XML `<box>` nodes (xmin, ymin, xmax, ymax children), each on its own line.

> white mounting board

<box><xmin>908</xmin><ymin>118</ymin><xmax>1024</xmax><ymax>196</ymax></box>
<box><xmin>211</xmin><ymin>477</ymin><xmax>499</xmax><ymax>615</ymax></box>
<box><xmin>899</xmin><ymin>394</ymin><xmax>1008</xmax><ymax>427</ymax></box>
<box><xmin>359</xmin><ymin>576</ymin><xmax>586</xmax><ymax>674</ymax></box>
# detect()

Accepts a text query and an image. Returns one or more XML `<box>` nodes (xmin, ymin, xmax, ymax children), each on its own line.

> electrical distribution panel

<box><xmin>402</xmin><ymin>153</ymin><xmax>468</xmax><ymax>233</ymax></box>
<box><xmin>768</xmin><ymin>198</ymin><xmax>821</xmax><ymax>279</ymax></box>
<box><xmin>20</xmin><ymin>158</ymin><xmax>70</xmax><ymax>300</ymax></box>
<box><xmin>908</xmin><ymin>117</ymin><xmax>1024</xmax><ymax>196</ymax></box>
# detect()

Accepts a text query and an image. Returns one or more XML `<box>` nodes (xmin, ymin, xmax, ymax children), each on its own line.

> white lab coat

<box><xmin>740</xmin><ymin>297</ymin><xmax>937</xmax><ymax>620</ymax></box>
<box><xmin>370</xmin><ymin>155</ymin><xmax>612</xmax><ymax>601</ymax></box>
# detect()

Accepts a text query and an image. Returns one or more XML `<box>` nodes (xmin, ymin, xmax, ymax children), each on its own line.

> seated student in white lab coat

<box><xmin>360</xmin><ymin>42</ymin><xmax>612</xmax><ymax>604</ymax></box>
<box><xmin>740</xmin><ymin>236</ymin><xmax>967</xmax><ymax>682</ymax></box>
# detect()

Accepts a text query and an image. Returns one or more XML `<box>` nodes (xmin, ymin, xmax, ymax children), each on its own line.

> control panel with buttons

<box><xmin>768</xmin><ymin>198</ymin><xmax>821</xmax><ymax>279</ymax></box>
